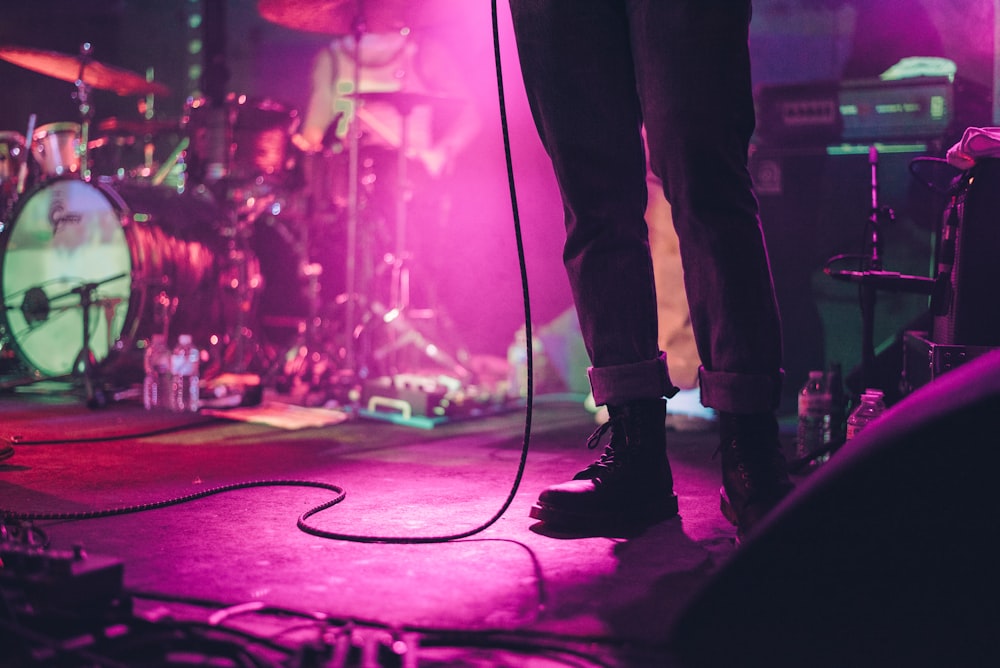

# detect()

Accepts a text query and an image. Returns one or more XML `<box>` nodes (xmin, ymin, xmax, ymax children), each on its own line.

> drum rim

<box><xmin>32</xmin><ymin>121</ymin><xmax>81</xmax><ymax>139</ymax></box>
<box><xmin>0</xmin><ymin>130</ymin><xmax>26</xmax><ymax>144</ymax></box>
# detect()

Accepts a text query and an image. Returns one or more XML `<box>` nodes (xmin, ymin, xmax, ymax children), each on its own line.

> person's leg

<box><xmin>509</xmin><ymin>0</ymin><xmax>677</xmax><ymax>530</ymax></box>
<box><xmin>627</xmin><ymin>0</ymin><xmax>791</xmax><ymax>539</ymax></box>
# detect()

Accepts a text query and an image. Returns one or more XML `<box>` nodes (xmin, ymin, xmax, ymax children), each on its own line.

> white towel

<box><xmin>946</xmin><ymin>127</ymin><xmax>1000</xmax><ymax>169</ymax></box>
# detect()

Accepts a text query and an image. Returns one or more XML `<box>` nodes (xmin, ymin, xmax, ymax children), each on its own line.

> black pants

<box><xmin>510</xmin><ymin>0</ymin><xmax>783</xmax><ymax>412</ymax></box>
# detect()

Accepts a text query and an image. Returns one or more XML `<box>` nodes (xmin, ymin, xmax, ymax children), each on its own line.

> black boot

<box><xmin>530</xmin><ymin>398</ymin><xmax>679</xmax><ymax>532</ymax></box>
<box><xmin>718</xmin><ymin>411</ymin><xmax>794</xmax><ymax>542</ymax></box>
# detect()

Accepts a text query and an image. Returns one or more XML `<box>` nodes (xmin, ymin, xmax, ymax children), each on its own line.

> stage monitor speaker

<box><xmin>932</xmin><ymin>158</ymin><xmax>1000</xmax><ymax>346</ymax></box>
<box><xmin>666</xmin><ymin>349</ymin><xmax>1000</xmax><ymax>668</ymax></box>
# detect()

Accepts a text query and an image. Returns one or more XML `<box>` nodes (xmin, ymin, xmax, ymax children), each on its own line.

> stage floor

<box><xmin>1</xmin><ymin>382</ymin><xmax>760</xmax><ymax>667</ymax></box>
<box><xmin>4</xmin><ymin>370</ymin><xmax>996</xmax><ymax>667</ymax></box>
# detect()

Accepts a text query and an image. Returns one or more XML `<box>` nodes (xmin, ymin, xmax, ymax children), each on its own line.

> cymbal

<box><xmin>347</xmin><ymin>90</ymin><xmax>454</xmax><ymax>112</ymax></box>
<box><xmin>0</xmin><ymin>45</ymin><xmax>169</xmax><ymax>96</ymax></box>
<box><xmin>257</xmin><ymin>0</ymin><xmax>441</xmax><ymax>35</ymax></box>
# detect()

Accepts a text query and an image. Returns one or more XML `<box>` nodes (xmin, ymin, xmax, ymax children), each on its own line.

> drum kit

<box><xmin>0</xmin><ymin>0</ymin><xmax>471</xmax><ymax>407</ymax></box>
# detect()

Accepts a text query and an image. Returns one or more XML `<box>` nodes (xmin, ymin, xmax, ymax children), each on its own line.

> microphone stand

<box><xmin>3</xmin><ymin>273</ymin><xmax>128</xmax><ymax>405</ymax></box>
<box><xmin>826</xmin><ymin>146</ymin><xmax>938</xmax><ymax>395</ymax></box>
<box><xmin>71</xmin><ymin>281</ymin><xmax>102</xmax><ymax>405</ymax></box>
<box><xmin>859</xmin><ymin>145</ymin><xmax>885</xmax><ymax>390</ymax></box>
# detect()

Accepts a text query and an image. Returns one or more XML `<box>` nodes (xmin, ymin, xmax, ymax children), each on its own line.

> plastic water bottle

<box><xmin>796</xmin><ymin>370</ymin><xmax>831</xmax><ymax>462</ymax></box>
<box><xmin>506</xmin><ymin>326</ymin><xmax>539</xmax><ymax>399</ymax></box>
<box><xmin>846</xmin><ymin>389</ymin><xmax>886</xmax><ymax>441</ymax></box>
<box><xmin>169</xmin><ymin>334</ymin><xmax>200</xmax><ymax>412</ymax></box>
<box><xmin>826</xmin><ymin>363</ymin><xmax>847</xmax><ymax>449</ymax></box>
<box><xmin>142</xmin><ymin>334</ymin><xmax>170</xmax><ymax>410</ymax></box>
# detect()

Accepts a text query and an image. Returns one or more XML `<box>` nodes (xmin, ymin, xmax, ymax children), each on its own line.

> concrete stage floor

<box><xmin>0</xmin><ymin>381</ymin><xmax>744</xmax><ymax>666</ymax></box>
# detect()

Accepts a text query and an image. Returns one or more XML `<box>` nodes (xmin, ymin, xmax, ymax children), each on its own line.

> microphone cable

<box><xmin>294</xmin><ymin>0</ymin><xmax>535</xmax><ymax>544</ymax></box>
<box><xmin>2</xmin><ymin>0</ymin><xmax>536</xmax><ymax>546</ymax></box>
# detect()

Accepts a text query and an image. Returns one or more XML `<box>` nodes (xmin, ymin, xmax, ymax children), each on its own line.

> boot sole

<box><xmin>529</xmin><ymin>494</ymin><xmax>679</xmax><ymax>533</ymax></box>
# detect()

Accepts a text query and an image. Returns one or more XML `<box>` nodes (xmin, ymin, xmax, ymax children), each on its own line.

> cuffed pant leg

<box><xmin>698</xmin><ymin>366</ymin><xmax>783</xmax><ymax>414</ymax></box>
<box><xmin>589</xmin><ymin>351</ymin><xmax>680</xmax><ymax>407</ymax></box>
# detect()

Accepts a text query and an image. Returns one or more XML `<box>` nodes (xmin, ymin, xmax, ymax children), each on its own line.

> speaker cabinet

<box><xmin>932</xmin><ymin>158</ymin><xmax>1000</xmax><ymax>346</ymax></box>
<box><xmin>666</xmin><ymin>349</ymin><xmax>1000</xmax><ymax>668</ymax></box>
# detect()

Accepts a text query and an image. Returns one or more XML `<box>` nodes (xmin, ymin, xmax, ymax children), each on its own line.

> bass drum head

<box><xmin>1</xmin><ymin>178</ymin><xmax>132</xmax><ymax>378</ymax></box>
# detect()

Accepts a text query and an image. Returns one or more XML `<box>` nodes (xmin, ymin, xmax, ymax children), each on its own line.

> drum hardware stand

<box><xmin>8</xmin><ymin>273</ymin><xmax>129</xmax><ymax>405</ymax></box>
<box><xmin>276</xmin><ymin>261</ymin><xmax>337</xmax><ymax>401</ymax></box>
<box><xmin>71</xmin><ymin>43</ymin><xmax>96</xmax><ymax>183</ymax></box>
<box><xmin>342</xmin><ymin>15</ymin><xmax>367</xmax><ymax>376</ymax></box>
<box><xmin>361</xmin><ymin>92</ymin><xmax>472</xmax><ymax>383</ymax></box>
<box><xmin>273</xmin><ymin>208</ymin><xmax>339</xmax><ymax>399</ymax></box>
<box><xmin>334</xmin><ymin>9</ymin><xmax>420</xmax><ymax>379</ymax></box>
<box><xmin>218</xmin><ymin>195</ymin><xmax>271</xmax><ymax>377</ymax></box>
<box><xmin>15</xmin><ymin>114</ymin><xmax>37</xmax><ymax>198</ymax></box>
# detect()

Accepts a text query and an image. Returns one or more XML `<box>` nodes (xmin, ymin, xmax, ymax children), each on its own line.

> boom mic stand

<box><xmin>68</xmin><ymin>273</ymin><xmax>128</xmax><ymax>407</ymax></box>
<box><xmin>1</xmin><ymin>273</ymin><xmax>127</xmax><ymax>405</ymax></box>
<box><xmin>827</xmin><ymin>146</ymin><xmax>937</xmax><ymax>394</ymax></box>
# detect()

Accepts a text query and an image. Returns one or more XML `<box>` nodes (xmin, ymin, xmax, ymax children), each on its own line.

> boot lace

<box><xmin>582</xmin><ymin>413</ymin><xmax>629</xmax><ymax>473</ymax></box>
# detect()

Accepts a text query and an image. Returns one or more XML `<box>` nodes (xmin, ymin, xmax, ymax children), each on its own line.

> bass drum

<box><xmin>0</xmin><ymin>177</ymin><xmax>253</xmax><ymax>382</ymax></box>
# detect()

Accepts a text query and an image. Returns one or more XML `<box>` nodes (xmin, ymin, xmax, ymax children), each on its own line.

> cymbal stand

<box><xmin>366</xmin><ymin>96</ymin><xmax>470</xmax><ymax>381</ymax></box>
<box><xmin>343</xmin><ymin>16</ymin><xmax>365</xmax><ymax>373</ymax></box>
<box><xmin>73</xmin><ymin>43</ymin><xmax>95</xmax><ymax>182</ymax></box>
<box><xmin>335</xmin><ymin>14</ymin><xmax>471</xmax><ymax>385</ymax></box>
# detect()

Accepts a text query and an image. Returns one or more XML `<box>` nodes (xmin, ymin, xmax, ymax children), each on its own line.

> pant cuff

<box><xmin>588</xmin><ymin>352</ymin><xmax>680</xmax><ymax>406</ymax></box>
<box><xmin>698</xmin><ymin>366</ymin><xmax>784</xmax><ymax>414</ymax></box>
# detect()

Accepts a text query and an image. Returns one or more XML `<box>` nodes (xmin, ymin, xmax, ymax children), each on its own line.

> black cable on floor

<box><xmin>123</xmin><ymin>589</ymin><xmax>629</xmax><ymax>668</ymax></box>
<box><xmin>292</xmin><ymin>0</ymin><xmax>535</xmax><ymax>543</ymax></box>
<box><xmin>3</xmin><ymin>416</ymin><xmax>222</xmax><ymax>447</ymax></box>
<box><xmin>1</xmin><ymin>480</ymin><xmax>344</xmax><ymax>522</ymax></box>
<box><xmin>1</xmin><ymin>0</ymin><xmax>536</xmax><ymax>546</ymax></box>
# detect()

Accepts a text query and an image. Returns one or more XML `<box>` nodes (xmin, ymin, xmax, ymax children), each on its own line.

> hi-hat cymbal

<box><xmin>0</xmin><ymin>45</ymin><xmax>169</xmax><ymax>96</ymax></box>
<box><xmin>257</xmin><ymin>0</ymin><xmax>442</xmax><ymax>35</ymax></box>
<box><xmin>346</xmin><ymin>90</ymin><xmax>454</xmax><ymax>113</ymax></box>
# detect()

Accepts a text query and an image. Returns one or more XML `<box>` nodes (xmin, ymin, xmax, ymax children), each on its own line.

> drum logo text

<box><xmin>49</xmin><ymin>189</ymin><xmax>82</xmax><ymax>235</ymax></box>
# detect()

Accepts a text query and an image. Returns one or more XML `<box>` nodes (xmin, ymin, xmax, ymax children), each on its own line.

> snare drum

<box><xmin>32</xmin><ymin>122</ymin><xmax>81</xmax><ymax>179</ymax></box>
<box><xmin>0</xmin><ymin>177</ymin><xmax>257</xmax><ymax>380</ymax></box>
